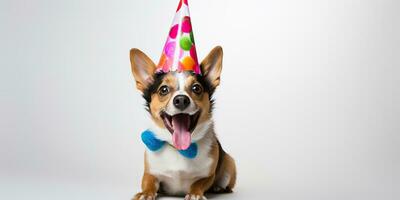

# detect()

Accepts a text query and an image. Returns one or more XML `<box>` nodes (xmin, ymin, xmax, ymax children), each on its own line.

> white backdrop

<box><xmin>1</xmin><ymin>0</ymin><xmax>399</xmax><ymax>199</ymax></box>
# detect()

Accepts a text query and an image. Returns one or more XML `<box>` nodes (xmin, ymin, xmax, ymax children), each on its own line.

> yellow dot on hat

<box><xmin>180</xmin><ymin>36</ymin><xmax>192</xmax><ymax>51</ymax></box>
<box><xmin>181</xmin><ymin>56</ymin><xmax>195</xmax><ymax>70</ymax></box>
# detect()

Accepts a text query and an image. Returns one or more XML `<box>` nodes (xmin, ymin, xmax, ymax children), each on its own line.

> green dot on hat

<box><xmin>180</xmin><ymin>36</ymin><xmax>192</xmax><ymax>51</ymax></box>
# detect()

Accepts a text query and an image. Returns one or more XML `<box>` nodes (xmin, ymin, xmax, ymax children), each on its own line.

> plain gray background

<box><xmin>1</xmin><ymin>0</ymin><xmax>399</xmax><ymax>199</ymax></box>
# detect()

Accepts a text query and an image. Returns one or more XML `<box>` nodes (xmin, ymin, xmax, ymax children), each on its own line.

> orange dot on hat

<box><xmin>158</xmin><ymin>53</ymin><xmax>167</xmax><ymax>67</ymax></box>
<box><xmin>181</xmin><ymin>56</ymin><xmax>195</xmax><ymax>70</ymax></box>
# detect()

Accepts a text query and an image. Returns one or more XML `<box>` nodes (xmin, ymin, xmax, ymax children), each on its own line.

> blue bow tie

<box><xmin>141</xmin><ymin>130</ymin><xmax>198</xmax><ymax>159</ymax></box>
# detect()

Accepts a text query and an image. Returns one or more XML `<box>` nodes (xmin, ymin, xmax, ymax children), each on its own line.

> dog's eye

<box><xmin>159</xmin><ymin>85</ymin><xmax>170</xmax><ymax>96</ymax></box>
<box><xmin>191</xmin><ymin>84</ymin><xmax>203</xmax><ymax>95</ymax></box>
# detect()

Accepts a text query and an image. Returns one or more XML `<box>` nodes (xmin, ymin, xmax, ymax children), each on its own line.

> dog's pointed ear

<box><xmin>200</xmin><ymin>46</ymin><xmax>223</xmax><ymax>88</ymax></box>
<box><xmin>130</xmin><ymin>48</ymin><xmax>157</xmax><ymax>92</ymax></box>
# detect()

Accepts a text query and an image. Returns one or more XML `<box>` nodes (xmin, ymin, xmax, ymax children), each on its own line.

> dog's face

<box><xmin>130</xmin><ymin>46</ymin><xmax>223</xmax><ymax>150</ymax></box>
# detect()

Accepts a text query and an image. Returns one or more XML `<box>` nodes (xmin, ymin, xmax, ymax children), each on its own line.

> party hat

<box><xmin>157</xmin><ymin>0</ymin><xmax>201</xmax><ymax>74</ymax></box>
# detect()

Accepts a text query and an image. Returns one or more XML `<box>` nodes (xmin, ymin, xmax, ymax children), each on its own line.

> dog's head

<box><xmin>129</xmin><ymin>46</ymin><xmax>223</xmax><ymax>150</ymax></box>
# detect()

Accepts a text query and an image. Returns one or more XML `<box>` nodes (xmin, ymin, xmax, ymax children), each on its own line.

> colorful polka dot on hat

<box><xmin>157</xmin><ymin>0</ymin><xmax>201</xmax><ymax>74</ymax></box>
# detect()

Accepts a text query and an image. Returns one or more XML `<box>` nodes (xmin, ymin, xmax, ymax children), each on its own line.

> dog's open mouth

<box><xmin>160</xmin><ymin>111</ymin><xmax>201</xmax><ymax>150</ymax></box>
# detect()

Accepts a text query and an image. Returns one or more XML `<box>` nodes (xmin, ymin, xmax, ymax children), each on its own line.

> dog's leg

<box><xmin>210</xmin><ymin>153</ymin><xmax>236</xmax><ymax>193</ymax></box>
<box><xmin>133</xmin><ymin>173</ymin><xmax>159</xmax><ymax>200</ymax></box>
<box><xmin>185</xmin><ymin>175</ymin><xmax>215</xmax><ymax>200</ymax></box>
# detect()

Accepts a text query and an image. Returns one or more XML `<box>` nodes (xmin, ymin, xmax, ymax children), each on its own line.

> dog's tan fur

<box><xmin>130</xmin><ymin>46</ymin><xmax>236</xmax><ymax>200</ymax></box>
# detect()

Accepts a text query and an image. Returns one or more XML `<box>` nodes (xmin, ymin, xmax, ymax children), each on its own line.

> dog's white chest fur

<box><xmin>146</xmin><ymin>136</ymin><xmax>213</xmax><ymax>195</ymax></box>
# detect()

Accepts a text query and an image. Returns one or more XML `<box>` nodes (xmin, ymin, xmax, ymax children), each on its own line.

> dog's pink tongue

<box><xmin>172</xmin><ymin>114</ymin><xmax>191</xmax><ymax>150</ymax></box>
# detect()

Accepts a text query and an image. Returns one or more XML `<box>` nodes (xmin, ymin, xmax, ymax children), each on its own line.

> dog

<box><xmin>129</xmin><ymin>46</ymin><xmax>236</xmax><ymax>200</ymax></box>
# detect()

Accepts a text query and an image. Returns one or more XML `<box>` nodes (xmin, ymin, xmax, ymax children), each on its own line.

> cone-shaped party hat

<box><xmin>157</xmin><ymin>0</ymin><xmax>201</xmax><ymax>74</ymax></box>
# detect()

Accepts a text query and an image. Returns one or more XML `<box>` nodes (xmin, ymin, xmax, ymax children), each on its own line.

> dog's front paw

<box><xmin>133</xmin><ymin>192</ymin><xmax>156</xmax><ymax>200</ymax></box>
<box><xmin>184</xmin><ymin>194</ymin><xmax>207</xmax><ymax>200</ymax></box>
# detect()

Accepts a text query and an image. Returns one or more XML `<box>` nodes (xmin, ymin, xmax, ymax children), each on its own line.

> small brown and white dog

<box><xmin>129</xmin><ymin>46</ymin><xmax>236</xmax><ymax>200</ymax></box>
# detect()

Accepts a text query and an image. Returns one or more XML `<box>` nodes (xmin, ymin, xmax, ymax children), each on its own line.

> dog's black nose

<box><xmin>173</xmin><ymin>95</ymin><xmax>190</xmax><ymax>110</ymax></box>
